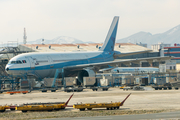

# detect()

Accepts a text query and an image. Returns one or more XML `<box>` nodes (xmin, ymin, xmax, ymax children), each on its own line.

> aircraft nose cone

<box><xmin>6</xmin><ymin>67</ymin><xmax>9</xmax><ymax>71</ymax></box>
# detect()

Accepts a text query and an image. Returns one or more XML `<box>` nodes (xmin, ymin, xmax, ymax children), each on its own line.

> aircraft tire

<box><xmin>10</xmin><ymin>108</ymin><xmax>15</xmax><ymax>111</ymax></box>
<box><xmin>42</xmin><ymin>90</ymin><xmax>47</xmax><ymax>92</ymax></box>
<box><xmin>51</xmin><ymin>90</ymin><xmax>56</xmax><ymax>92</ymax></box>
<box><xmin>48</xmin><ymin>110</ymin><xmax>53</xmax><ymax>112</ymax></box>
<box><xmin>80</xmin><ymin>108</ymin><xmax>85</xmax><ymax>111</ymax></box>
<box><xmin>22</xmin><ymin>110</ymin><xmax>27</xmax><ymax>113</ymax></box>
<box><xmin>163</xmin><ymin>88</ymin><xmax>167</xmax><ymax>90</ymax></box>
<box><xmin>0</xmin><ymin>110</ymin><xmax>5</xmax><ymax>112</ymax></box>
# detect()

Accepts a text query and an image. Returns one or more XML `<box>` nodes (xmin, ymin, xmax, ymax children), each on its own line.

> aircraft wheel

<box><xmin>22</xmin><ymin>110</ymin><xmax>27</xmax><ymax>113</ymax></box>
<box><xmin>10</xmin><ymin>108</ymin><xmax>15</xmax><ymax>111</ymax></box>
<box><xmin>51</xmin><ymin>90</ymin><xmax>56</xmax><ymax>92</ymax></box>
<box><xmin>0</xmin><ymin>110</ymin><xmax>5</xmax><ymax>112</ymax></box>
<box><xmin>48</xmin><ymin>110</ymin><xmax>53</xmax><ymax>112</ymax></box>
<box><xmin>87</xmin><ymin>108</ymin><xmax>92</xmax><ymax>110</ymax></box>
<box><xmin>42</xmin><ymin>90</ymin><xmax>47</xmax><ymax>92</ymax></box>
<box><xmin>168</xmin><ymin>87</ymin><xmax>172</xmax><ymax>90</ymax></box>
<box><xmin>107</xmin><ymin>108</ymin><xmax>109</xmax><ymax>110</ymax></box>
<box><xmin>80</xmin><ymin>108</ymin><xmax>85</xmax><ymax>111</ymax></box>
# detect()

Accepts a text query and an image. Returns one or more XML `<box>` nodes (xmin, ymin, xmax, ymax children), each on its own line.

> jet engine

<box><xmin>77</xmin><ymin>69</ymin><xmax>95</xmax><ymax>84</ymax></box>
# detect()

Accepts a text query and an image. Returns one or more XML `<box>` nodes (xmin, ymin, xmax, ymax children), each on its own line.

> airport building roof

<box><xmin>21</xmin><ymin>43</ymin><xmax>151</xmax><ymax>53</ymax></box>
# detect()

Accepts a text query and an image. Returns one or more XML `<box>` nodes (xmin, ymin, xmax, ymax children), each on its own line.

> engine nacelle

<box><xmin>77</xmin><ymin>69</ymin><xmax>95</xmax><ymax>84</ymax></box>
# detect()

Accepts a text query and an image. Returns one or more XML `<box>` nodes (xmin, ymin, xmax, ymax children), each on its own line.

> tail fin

<box><xmin>99</xmin><ymin>16</ymin><xmax>119</xmax><ymax>52</ymax></box>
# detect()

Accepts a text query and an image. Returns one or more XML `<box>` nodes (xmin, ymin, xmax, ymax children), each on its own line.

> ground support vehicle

<box><xmin>171</xmin><ymin>82</ymin><xmax>180</xmax><ymax>90</ymax></box>
<box><xmin>64</xmin><ymin>87</ymin><xmax>83</xmax><ymax>92</ymax></box>
<box><xmin>0</xmin><ymin>106</ymin><xmax>7</xmax><ymax>112</ymax></box>
<box><xmin>6</xmin><ymin>90</ymin><xmax>29</xmax><ymax>95</ymax></box>
<box><xmin>152</xmin><ymin>83</ymin><xmax>172</xmax><ymax>90</ymax></box>
<box><xmin>73</xmin><ymin>93</ymin><xmax>131</xmax><ymax>111</ymax></box>
<box><xmin>90</xmin><ymin>86</ymin><xmax>109</xmax><ymax>91</ymax></box>
<box><xmin>0</xmin><ymin>105</ymin><xmax>10</xmax><ymax>112</ymax></box>
<box><xmin>0</xmin><ymin>90</ymin><xmax>4</xmax><ymax>94</ymax></box>
<box><xmin>16</xmin><ymin>93</ymin><xmax>73</xmax><ymax>112</ymax></box>
<box><xmin>123</xmin><ymin>87</ymin><xmax>132</xmax><ymax>91</ymax></box>
<box><xmin>133</xmin><ymin>86</ymin><xmax>145</xmax><ymax>91</ymax></box>
<box><xmin>40</xmin><ymin>87</ymin><xmax>59</xmax><ymax>92</ymax></box>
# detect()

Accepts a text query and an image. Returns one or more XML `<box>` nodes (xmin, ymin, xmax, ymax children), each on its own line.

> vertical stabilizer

<box><xmin>99</xmin><ymin>16</ymin><xmax>119</xmax><ymax>52</ymax></box>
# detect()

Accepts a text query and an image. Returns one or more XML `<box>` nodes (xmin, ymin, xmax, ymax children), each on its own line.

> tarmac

<box><xmin>37</xmin><ymin>111</ymin><xmax>180</xmax><ymax>120</ymax></box>
<box><xmin>0</xmin><ymin>87</ymin><xmax>180</xmax><ymax>111</ymax></box>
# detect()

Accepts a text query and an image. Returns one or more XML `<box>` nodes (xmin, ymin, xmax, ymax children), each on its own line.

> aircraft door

<box><xmin>47</xmin><ymin>56</ymin><xmax>54</xmax><ymax>68</ymax></box>
<box><xmin>26</xmin><ymin>57</ymin><xmax>35</xmax><ymax>69</ymax></box>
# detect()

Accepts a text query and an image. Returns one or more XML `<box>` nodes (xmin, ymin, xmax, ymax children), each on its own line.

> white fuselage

<box><xmin>5</xmin><ymin>51</ymin><xmax>114</xmax><ymax>79</ymax></box>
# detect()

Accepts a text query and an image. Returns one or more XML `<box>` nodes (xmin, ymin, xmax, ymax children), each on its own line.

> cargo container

<box><xmin>83</xmin><ymin>77</ymin><xmax>96</xmax><ymax>87</ymax></box>
<box><xmin>64</xmin><ymin>77</ymin><xmax>76</xmax><ymax>87</ymax></box>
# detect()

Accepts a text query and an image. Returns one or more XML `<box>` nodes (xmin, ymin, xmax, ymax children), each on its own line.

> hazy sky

<box><xmin>0</xmin><ymin>0</ymin><xmax>180</xmax><ymax>44</ymax></box>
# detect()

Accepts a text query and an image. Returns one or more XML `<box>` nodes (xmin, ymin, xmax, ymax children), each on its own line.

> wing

<box><xmin>63</xmin><ymin>56</ymin><xmax>173</xmax><ymax>72</ymax></box>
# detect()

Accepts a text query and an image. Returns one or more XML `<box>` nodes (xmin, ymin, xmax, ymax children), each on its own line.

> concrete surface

<box><xmin>37</xmin><ymin>111</ymin><xmax>180</xmax><ymax>120</ymax></box>
<box><xmin>0</xmin><ymin>88</ymin><xmax>180</xmax><ymax>111</ymax></box>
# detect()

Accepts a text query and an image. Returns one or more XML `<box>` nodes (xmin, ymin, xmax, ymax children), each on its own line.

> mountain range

<box><xmin>117</xmin><ymin>24</ymin><xmax>180</xmax><ymax>47</ymax></box>
<box><xmin>27</xmin><ymin>36</ymin><xmax>93</xmax><ymax>44</ymax></box>
<box><xmin>27</xmin><ymin>24</ymin><xmax>180</xmax><ymax>47</ymax></box>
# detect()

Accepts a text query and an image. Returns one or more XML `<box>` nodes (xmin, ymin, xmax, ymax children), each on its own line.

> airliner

<box><xmin>5</xmin><ymin>16</ymin><xmax>172</xmax><ymax>82</ymax></box>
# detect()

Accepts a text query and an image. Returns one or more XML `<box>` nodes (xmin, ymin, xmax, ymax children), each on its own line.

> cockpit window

<box><xmin>9</xmin><ymin>60</ymin><xmax>22</xmax><ymax>64</ymax></box>
<box><xmin>16</xmin><ymin>60</ymin><xmax>22</xmax><ymax>64</ymax></box>
<box><xmin>11</xmin><ymin>61</ymin><xmax>16</xmax><ymax>64</ymax></box>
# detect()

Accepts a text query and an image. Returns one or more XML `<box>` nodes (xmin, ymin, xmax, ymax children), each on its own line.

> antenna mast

<box><xmin>23</xmin><ymin>28</ymin><xmax>27</xmax><ymax>44</ymax></box>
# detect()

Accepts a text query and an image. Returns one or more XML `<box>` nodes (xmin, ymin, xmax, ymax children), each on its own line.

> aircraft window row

<box><xmin>53</xmin><ymin>60</ymin><xmax>69</xmax><ymax>62</ymax></box>
<box><xmin>11</xmin><ymin>60</ymin><xmax>22</xmax><ymax>64</ymax></box>
<box><xmin>9</xmin><ymin>60</ymin><xmax>27</xmax><ymax>64</ymax></box>
<box><xmin>36</xmin><ymin>60</ymin><xmax>48</xmax><ymax>63</ymax></box>
<box><xmin>53</xmin><ymin>59</ymin><xmax>80</xmax><ymax>62</ymax></box>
